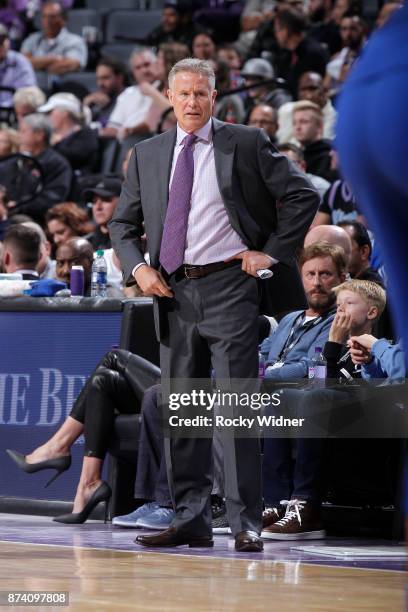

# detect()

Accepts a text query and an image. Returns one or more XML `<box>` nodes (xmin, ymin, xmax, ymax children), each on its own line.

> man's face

<box><xmin>56</xmin><ymin>243</ymin><xmax>91</xmax><ymax>285</ymax></box>
<box><xmin>41</xmin><ymin>2</ymin><xmax>65</xmax><ymax>38</ymax></box>
<box><xmin>336</xmin><ymin>289</ymin><xmax>375</xmax><ymax>329</ymax></box>
<box><xmin>168</xmin><ymin>71</ymin><xmax>217</xmax><ymax>134</ymax></box>
<box><xmin>298</xmin><ymin>73</ymin><xmax>326</xmax><ymax>108</ymax></box>
<box><xmin>248</xmin><ymin>105</ymin><xmax>278</xmax><ymax>139</ymax></box>
<box><xmin>92</xmin><ymin>195</ymin><xmax>118</xmax><ymax>227</ymax></box>
<box><xmin>131</xmin><ymin>52</ymin><xmax>157</xmax><ymax>84</ymax></box>
<box><xmin>162</xmin><ymin>8</ymin><xmax>180</xmax><ymax>32</ymax></box>
<box><xmin>96</xmin><ymin>65</ymin><xmax>121</xmax><ymax>96</ymax></box>
<box><xmin>19</xmin><ymin>121</ymin><xmax>43</xmax><ymax>153</ymax></box>
<box><xmin>274</xmin><ymin>21</ymin><xmax>290</xmax><ymax>48</ymax></box>
<box><xmin>217</xmin><ymin>48</ymin><xmax>241</xmax><ymax>70</ymax></box>
<box><xmin>302</xmin><ymin>256</ymin><xmax>343</xmax><ymax>312</ymax></box>
<box><xmin>340</xmin><ymin>17</ymin><xmax>364</xmax><ymax>49</ymax></box>
<box><xmin>341</xmin><ymin>224</ymin><xmax>368</xmax><ymax>276</ymax></box>
<box><xmin>293</xmin><ymin>110</ymin><xmax>321</xmax><ymax>145</ymax></box>
<box><xmin>0</xmin><ymin>37</ymin><xmax>9</xmax><ymax>62</ymax></box>
<box><xmin>193</xmin><ymin>34</ymin><xmax>216</xmax><ymax>60</ymax></box>
<box><xmin>47</xmin><ymin>219</ymin><xmax>76</xmax><ymax>247</ymax></box>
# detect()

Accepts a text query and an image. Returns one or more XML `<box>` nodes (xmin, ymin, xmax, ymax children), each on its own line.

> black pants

<box><xmin>70</xmin><ymin>350</ymin><xmax>142</xmax><ymax>459</ymax></box>
<box><xmin>262</xmin><ymin>388</ymin><xmax>327</xmax><ymax>506</ymax></box>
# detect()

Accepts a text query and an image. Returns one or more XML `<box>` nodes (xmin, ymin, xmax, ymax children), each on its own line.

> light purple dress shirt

<box><xmin>0</xmin><ymin>50</ymin><xmax>36</xmax><ymax>106</ymax></box>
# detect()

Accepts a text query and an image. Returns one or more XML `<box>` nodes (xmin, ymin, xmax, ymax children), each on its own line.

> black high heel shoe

<box><xmin>6</xmin><ymin>449</ymin><xmax>71</xmax><ymax>488</ymax></box>
<box><xmin>53</xmin><ymin>481</ymin><xmax>112</xmax><ymax>524</ymax></box>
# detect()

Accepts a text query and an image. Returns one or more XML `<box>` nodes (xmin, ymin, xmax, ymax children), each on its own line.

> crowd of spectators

<box><xmin>0</xmin><ymin>0</ymin><xmax>400</xmax><ymax>297</ymax></box>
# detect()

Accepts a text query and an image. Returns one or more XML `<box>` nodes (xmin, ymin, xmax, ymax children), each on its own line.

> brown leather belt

<box><xmin>174</xmin><ymin>259</ymin><xmax>240</xmax><ymax>280</ymax></box>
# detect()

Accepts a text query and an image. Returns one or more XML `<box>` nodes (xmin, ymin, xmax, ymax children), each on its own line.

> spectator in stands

<box><xmin>194</xmin><ymin>0</ymin><xmax>243</xmax><ymax>43</ymax></box>
<box><xmin>247</xmin><ymin>104</ymin><xmax>279</xmax><ymax>144</ymax></box>
<box><xmin>213</xmin><ymin>58</ymin><xmax>245</xmax><ymax>124</ymax></box>
<box><xmin>258</xmin><ymin>243</ymin><xmax>345</xmax><ymax>539</ymax></box>
<box><xmin>139</xmin><ymin>42</ymin><xmax>189</xmax><ymax>134</ymax></box>
<box><xmin>83</xmin><ymin>58</ymin><xmax>128</xmax><ymax>128</ymax></box>
<box><xmin>304</xmin><ymin>224</ymin><xmax>352</xmax><ymax>265</ymax></box>
<box><xmin>82</xmin><ymin>178</ymin><xmax>121</xmax><ymax>251</ymax></box>
<box><xmin>261</xmin><ymin>279</ymin><xmax>398</xmax><ymax>541</ymax></box>
<box><xmin>241</xmin><ymin>0</ymin><xmax>276</xmax><ymax>42</ymax></box>
<box><xmin>146</xmin><ymin>1</ymin><xmax>201</xmax><ymax>50</ymax></box>
<box><xmin>55</xmin><ymin>236</ymin><xmax>93</xmax><ymax>293</ymax></box>
<box><xmin>314</xmin><ymin>176</ymin><xmax>363</xmax><ymax>226</ymax></box>
<box><xmin>337</xmin><ymin>221</ymin><xmax>384</xmax><ymax>286</ymax></box>
<box><xmin>292</xmin><ymin>101</ymin><xmax>337</xmax><ymax>182</ymax></box>
<box><xmin>22</xmin><ymin>221</ymin><xmax>56</xmax><ymax>280</ymax></box>
<box><xmin>0</xmin><ymin>128</ymin><xmax>19</xmax><ymax>158</ymax></box>
<box><xmin>0</xmin><ymin>23</ymin><xmax>36</xmax><ymax>108</ymax></box>
<box><xmin>241</xmin><ymin>58</ymin><xmax>292</xmax><ymax>111</ymax></box>
<box><xmin>38</xmin><ymin>93</ymin><xmax>98</xmax><ymax>175</ymax></box>
<box><xmin>21</xmin><ymin>0</ymin><xmax>87</xmax><ymax>76</ymax></box>
<box><xmin>277</xmin><ymin>71</ymin><xmax>337</xmax><ymax>143</ymax></box>
<box><xmin>0</xmin><ymin>184</ymin><xmax>10</xmax><ymax>241</ymax></box>
<box><xmin>104</xmin><ymin>48</ymin><xmax>159</xmax><ymax>141</ymax></box>
<box><xmin>216</xmin><ymin>44</ymin><xmax>243</xmax><ymax>90</ymax></box>
<box><xmin>308</xmin><ymin>0</ymin><xmax>346</xmax><ymax>56</ymax></box>
<box><xmin>45</xmin><ymin>202</ymin><xmax>93</xmax><ymax>251</ymax></box>
<box><xmin>325</xmin><ymin>15</ymin><xmax>367</xmax><ymax>96</ymax></box>
<box><xmin>14</xmin><ymin>113</ymin><xmax>72</xmax><ymax>223</ymax></box>
<box><xmin>278</xmin><ymin>142</ymin><xmax>330</xmax><ymax>199</ymax></box>
<box><xmin>13</xmin><ymin>86</ymin><xmax>46</xmax><ymax>125</ymax></box>
<box><xmin>273</xmin><ymin>9</ymin><xmax>329</xmax><ymax>97</ymax></box>
<box><xmin>192</xmin><ymin>32</ymin><xmax>217</xmax><ymax>61</ymax></box>
<box><xmin>2</xmin><ymin>223</ymin><xmax>41</xmax><ymax>279</ymax></box>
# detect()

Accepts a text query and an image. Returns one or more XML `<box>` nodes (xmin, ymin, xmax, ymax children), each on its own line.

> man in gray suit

<box><xmin>109</xmin><ymin>58</ymin><xmax>319</xmax><ymax>552</ymax></box>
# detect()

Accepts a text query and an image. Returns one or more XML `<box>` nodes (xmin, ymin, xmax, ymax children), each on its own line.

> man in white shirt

<box><xmin>103</xmin><ymin>49</ymin><xmax>159</xmax><ymax>141</ymax></box>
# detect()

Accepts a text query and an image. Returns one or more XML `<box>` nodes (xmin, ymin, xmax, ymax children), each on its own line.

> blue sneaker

<box><xmin>135</xmin><ymin>507</ymin><xmax>175</xmax><ymax>530</ymax></box>
<box><xmin>112</xmin><ymin>502</ymin><xmax>160</xmax><ymax>527</ymax></box>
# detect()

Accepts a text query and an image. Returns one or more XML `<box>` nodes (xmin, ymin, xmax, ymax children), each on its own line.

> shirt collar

<box><xmin>176</xmin><ymin>118</ymin><xmax>212</xmax><ymax>146</ymax></box>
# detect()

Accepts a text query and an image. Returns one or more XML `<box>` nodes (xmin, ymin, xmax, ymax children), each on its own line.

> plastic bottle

<box><xmin>91</xmin><ymin>250</ymin><xmax>107</xmax><ymax>297</ymax></box>
<box><xmin>308</xmin><ymin>347</ymin><xmax>327</xmax><ymax>385</ymax></box>
<box><xmin>258</xmin><ymin>351</ymin><xmax>266</xmax><ymax>379</ymax></box>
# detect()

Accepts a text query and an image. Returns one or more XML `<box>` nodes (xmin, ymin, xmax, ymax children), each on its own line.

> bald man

<box><xmin>56</xmin><ymin>237</ymin><xmax>93</xmax><ymax>294</ymax></box>
<box><xmin>303</xmin><ymin>224</ymin><xmax>352</xmax><ymax>265</ymax></box>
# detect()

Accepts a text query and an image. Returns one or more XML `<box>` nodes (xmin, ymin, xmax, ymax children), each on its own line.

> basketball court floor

<box><xmin>0</xmin><ymin>514</ymin><xmax>406</xmax><ymax>611</ymax></box>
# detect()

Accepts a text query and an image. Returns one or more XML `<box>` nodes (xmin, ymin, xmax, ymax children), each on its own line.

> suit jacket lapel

<box><xmin>157</xmin><ymin>127</ymin><xmax>177</xmax><ymax>224</ymax></box>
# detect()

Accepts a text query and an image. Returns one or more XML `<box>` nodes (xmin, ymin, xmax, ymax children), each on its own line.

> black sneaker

<box><xmin>212</xmin><ymin>511</ymin><xmax>231</xmax><ymax>534</ymax></box>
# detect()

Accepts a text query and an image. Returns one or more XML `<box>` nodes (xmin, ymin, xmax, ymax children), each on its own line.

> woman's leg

<box><xmin>25</xmin><ymin>350</ymin><xmax>134</xmax><ymax>464</ymax></box>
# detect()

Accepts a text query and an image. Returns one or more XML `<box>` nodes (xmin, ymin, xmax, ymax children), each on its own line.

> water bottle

<box><xmin>308</xmin><ymin>347</ymin><xmax>327</xmax><ymax>386</ymax></box>
<box><xmin>91</xmin><ymin>250</ymin><xmax>107</xmax><ymax>297</ymax></box>
<box><xmin>258</xmin><ymin>351</ymin><xmax>266</xmax><ymax>379</ymax></box>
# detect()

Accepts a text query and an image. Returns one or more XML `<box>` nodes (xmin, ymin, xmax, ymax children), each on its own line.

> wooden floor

<box><xmin>0</xmin><ymin>541</ymin><xmax>405</xmax><ymax>611</ymax></box>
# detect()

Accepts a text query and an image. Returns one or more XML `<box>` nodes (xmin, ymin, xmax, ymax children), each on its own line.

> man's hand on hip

<box><xmin>228</xmin><ymin>251</ymin><xmax>273</xmax><ymax>277</ymax></box>
<box><xmin>134</xmin><ymin>265</ymin><xmax>174</xmax><ymax>298</ymax></box>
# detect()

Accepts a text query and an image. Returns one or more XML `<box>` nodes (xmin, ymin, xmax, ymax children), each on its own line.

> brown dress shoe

<box><xmin>235</xmin><ymin>530</ymin><xmax>264</xmax><ymax>552</ymax></box>
<box><xmin>135</xmin><ymin>527</ymin><xmax>214</xmax><ymax>548</ymax></box>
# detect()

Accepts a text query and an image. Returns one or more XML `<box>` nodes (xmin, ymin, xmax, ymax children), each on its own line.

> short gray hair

<box><xmin>168</xmin><ymin>58</ymin><xmax>216</xmax><ymax>90</ymax></box>
<box><xmin>21</xmin><ymin>113</ymin><xmax>52</xmax><ymax>146</ymax></box>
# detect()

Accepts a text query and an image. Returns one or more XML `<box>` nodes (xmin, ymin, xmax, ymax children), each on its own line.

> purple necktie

<box><xmin>159</xmin><ymin>133</ymin><xmax>197</xmax><ymax>274</ymax></box>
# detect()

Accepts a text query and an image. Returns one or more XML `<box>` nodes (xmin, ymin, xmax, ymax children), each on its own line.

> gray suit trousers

<box><xmin>160</xmin><ymin>263</ymin><xmax>263</xmax><ymax>537</ymax></box>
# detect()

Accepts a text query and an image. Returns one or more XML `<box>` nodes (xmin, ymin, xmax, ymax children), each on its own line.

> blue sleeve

<box><xmin>362</xmin><ymin>339</ymin><xmax>406</xmax><ymax>380</ymax></box>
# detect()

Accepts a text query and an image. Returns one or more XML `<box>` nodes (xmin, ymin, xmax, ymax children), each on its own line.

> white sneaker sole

<box><xmin>112</xmin><ymin>519</ymin><xmax>142</xmax><ymax>528</ymax></box>
<box><xmin>261</xmin><ymin>530</ymin><xmax>326</xmax><ymax>540</ymax></box>
<box><xmin>213</xmin><ymin>527</ymin><xmax>232</xmax><ymax>534</ymax></box>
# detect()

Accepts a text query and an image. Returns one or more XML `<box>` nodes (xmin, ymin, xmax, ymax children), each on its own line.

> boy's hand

<box><xmin>328</xmin><ymin>312</ymin><xmax>352</xmax><ymax>344</ymax></box>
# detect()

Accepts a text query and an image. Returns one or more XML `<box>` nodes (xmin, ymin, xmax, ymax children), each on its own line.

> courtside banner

<box><xmin>0</xmin><ymin>310</ymin><xmax>121</xmax><ymax>500</ymax></box>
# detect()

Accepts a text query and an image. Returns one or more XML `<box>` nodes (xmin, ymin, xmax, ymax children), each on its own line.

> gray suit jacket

<box><xmin>109</xmin><ymin>118</ymin><xmax>320</xmax><ymax>337</ymax></box>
